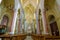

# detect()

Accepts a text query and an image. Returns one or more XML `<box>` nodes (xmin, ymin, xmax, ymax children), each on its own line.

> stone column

<box><xmin>19</xmin><ymin>0</ymin><xmax>25</xmax><ymax>33</ymax></box>
<box><xmin>11</xmin><ymin>10</ymin><xmax>18</xmax><ymax>34</ymax></box>
<box><xmin>0</xmin><ymin>5</ymin><xmax>1</xmax><ymax>24</ymax></box>
<box><xmin>38</xmin><ymin>18</ymin><xmax>40</xmax><ymax>33</ymax></box>
<box><xmin>41</xmin><ymin>9</ymin><xmax>49</xmax><ymax>34</ymax></box>
<box><xmin>40</xmin><ymin>0</ymin><xmax>49</xmax><ymax>34</ymax></box>
<box><xmin>11</xmin><ymin>0</ymin><xmax>19</xmax><ymax>34</ymax></box>
<box><xmin>35</xmin><ymin>9</ymin><xmax>40</xmax><ymax>34</ymax></box>
<box><xmin>32</xmin><ymin>19</ymin><xmax>35</xmax><ymax>33</ymax></box>
<box><xmin>20</xmin><ymin>10</ymin><xmax>24</xmax><ymax>33</ymax></box>
<box><xmin>18</xmin><ymin>19</ymin><xmax>20</xmax><ymax>33</ymax></box>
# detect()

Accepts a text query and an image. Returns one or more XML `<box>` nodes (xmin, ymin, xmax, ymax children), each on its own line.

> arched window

<box><xmin>48</xmin><ymin>15</ymin><xmax>59</xmax><ymax>36</ymax></box>
<box><xmin>1</xmin><ymin>15</ymin><xmax>9</xmax><ymax>26</ymax></box>
<box><xmin>49</xmin><ymin>15</ymin><xmax>55</xmax><ymax>23</ymax></box>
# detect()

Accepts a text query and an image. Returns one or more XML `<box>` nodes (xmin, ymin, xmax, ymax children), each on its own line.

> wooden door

<box><xmin>50</xmin><ymin>22</ymin><xmax>59</xmax><ymax>36</ymax></box>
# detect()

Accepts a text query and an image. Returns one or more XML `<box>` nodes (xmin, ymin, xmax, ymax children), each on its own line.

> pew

<box><xmin>0</xmin><ymin>34</ymin><xmax>14</xmax><ymax>40</ymax></box>
<box><xmin>31</xmin><ymin>34</ymin><xmax>60</xmax><ymax>40</ymax></box>
<box><xmin>0</xmin><ymin>34</ymin><xmax>27</xmax><ymax>40</ymax></box>
<box><xmin>12</xmin><ymin>34</ymin><xmax>27</xmax><ymax>40</ymax></box>
<box><xmin>45</xmin><ymin>36</ymin><xmax>60</xmax><ymax>40</ymax></box>
<box><xmin>31</xmin><ymin>34</ymin><xmax>44</xmax><ymax>40</ymax></box>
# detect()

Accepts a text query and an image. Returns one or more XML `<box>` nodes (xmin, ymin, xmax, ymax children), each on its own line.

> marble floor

<box><xmin>25</xmin><ymin>36</ymin><xmax>33</xmax><ymax>40</ymax></box>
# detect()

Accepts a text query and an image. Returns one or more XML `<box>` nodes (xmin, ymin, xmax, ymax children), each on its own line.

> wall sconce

<box><xmin>0</xmin><ymin>0</ymin><xmax>2</xmax><ymax>4</ymax></box>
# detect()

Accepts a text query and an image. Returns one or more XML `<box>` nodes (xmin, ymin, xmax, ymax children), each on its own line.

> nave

<box><xmin>25</xmin><ymin>36</ymin><xmax>33</xmax><ymax>40</ymax></box>
<box><xmin>0</xmin><ymin>0</ymin><xmax>60</xmax><ymax>40</ymax></box>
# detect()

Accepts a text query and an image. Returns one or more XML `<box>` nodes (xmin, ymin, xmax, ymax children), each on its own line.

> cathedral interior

<box><xmin>0</xmin><ymin>0</ymin><xmax>60</xmax><ymax>40</ymax></box>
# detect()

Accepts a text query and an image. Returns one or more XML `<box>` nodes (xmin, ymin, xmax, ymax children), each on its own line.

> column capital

<box><xmin>41</xmin><ymin>7</ymin><xmax>49</xmax><ymax>35</ymax></box>
<box><xmin>41</xmin><ymin>8</ymin><xmax>46</xmax><ymax>11</ymax></box>
<box><xmin>41</xmin><ymin>8</ymin><xmax>47</xmax><ymax>15</ymax></box>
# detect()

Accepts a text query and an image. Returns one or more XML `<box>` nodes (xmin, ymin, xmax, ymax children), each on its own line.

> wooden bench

<box><xmin>31</xmin><ymin>34</ymin><xmax>60</xmax><ymax>40</ymax></box>
<box><xmin>0</xmin><ymin>34</ymin><xmax>14</xmax><ymax>40</ymax></box>
<box><xmin>45</xmin><ymin>36</ymin><xmax>60</xmax><ymax>40</ymax></box>
<box><xmin>0</xmin><ymin>34</ymin><xmax>27</xmax><ymax>40</ymax></box>
<box><xmin>12</xmin><ymin>34</ymin><xmax>27</xmax><ymax>40</ymax></box>
<box><xmin>31</xmin><ymin>34</ymin><xmax>44</xmax><ymax>40</ymax></box>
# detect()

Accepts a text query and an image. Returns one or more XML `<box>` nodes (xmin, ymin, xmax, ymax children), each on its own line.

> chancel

<box><xmin>0</xmin><ymin>0</ymin><xmax>60</xmax><ymax>40</ymax></box>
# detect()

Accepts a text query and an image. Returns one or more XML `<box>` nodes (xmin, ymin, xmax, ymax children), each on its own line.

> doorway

<box><xmin>1</xmin><ymin>15</ymin><xmax>9</xmax><ymax>25</ymax></box>
<box><xmin>49</xmin><ymin>15</ymin><xmax>59</xmax><ymax>36</ymax></box>
<box><xmin>1</xmin><ymin>15</ymin><xmax>9</xmax><ymax>33</ymax></box>
<box><xmin>50</xmin><ymin>22</ymin><xmax>59</xmax><ymax>36</ymax></box>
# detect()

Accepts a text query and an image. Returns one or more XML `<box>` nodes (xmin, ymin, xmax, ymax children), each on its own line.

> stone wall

<box><xmin>0</xmin><ymin>5</ymin><xmax>14</xmax><ymax>32</ymax></box>
<box><xmin>46</xmin><ymin>1</ymin><xmax>60</xmax><ymax>35</ymax></box>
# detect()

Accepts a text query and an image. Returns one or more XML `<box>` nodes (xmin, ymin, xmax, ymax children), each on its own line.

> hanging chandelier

<box><xmin>0</xmin><ymin>0</ymin><xmax>2</xmax><ymax>4</ymax></box>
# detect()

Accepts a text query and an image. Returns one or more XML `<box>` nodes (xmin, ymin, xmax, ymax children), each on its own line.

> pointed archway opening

<box><xmin>48</xmin><ymin>15</ymin><xmax>59</xmax><ymax>36</ymax></box>
<box><xmin>1</xmin><ymin>15</ymin><xmax>9</xmax><ymax>26</ymax></box>
<box><xmin>1</xmin><ymin>15</ymin><xmax>9</xmax><ymax>33</ymax></box>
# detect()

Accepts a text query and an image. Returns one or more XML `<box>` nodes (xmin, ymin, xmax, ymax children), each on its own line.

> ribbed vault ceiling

<box><xmin>1</xmin><ymin>0</ymin><xmax>14</xmax><ymax>10</ymax></box>
<box><xmin>20</xmin><ymin>0</ymin><xmax>39</xmax><ymax>23</ymax></box>
<box><xmin>44</xmin><ymin>0</ymin><xmax>56</xmax><ymax>10</ymax></box>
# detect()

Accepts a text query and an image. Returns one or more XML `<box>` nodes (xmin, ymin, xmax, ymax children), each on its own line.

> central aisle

<box><xmin>25</xmin><ymin>36</ymin><xmax>33</xmax><ymax>40</ymax></box>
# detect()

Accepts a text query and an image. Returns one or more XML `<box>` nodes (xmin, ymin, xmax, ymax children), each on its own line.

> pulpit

<box><xmin>0</xmin><ymin>25</ymin><xmax>6</xmax><ymax>34</ymax></box>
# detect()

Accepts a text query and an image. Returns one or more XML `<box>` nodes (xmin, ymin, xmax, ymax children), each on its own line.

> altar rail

<box><xmin>0</xmin><ymin>34</ymin><xmax>27</xmax><ymax>40</ymax></box>
<box><xmin>31</xmin><ymin>34</ymin><xmax>60</xmax><ymax>40</ymax></box>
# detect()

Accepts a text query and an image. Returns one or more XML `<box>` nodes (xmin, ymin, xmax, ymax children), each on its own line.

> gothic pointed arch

<box><xmin>1</xmin><ymin>15</ymin><xmax>9</xmax><ymax>26</ymax></box>
<box><xmin>48</xmin><ymin>15</ymin><xmax>59</xmax><ymax>36</ymax></box>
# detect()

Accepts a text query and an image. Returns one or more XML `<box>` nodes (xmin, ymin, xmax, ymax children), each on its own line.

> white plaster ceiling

<box><xmin>56</xmin><ymin>0</ymin><xmax>60</xmax><ymax>6</ymax></box>
<box><xmin>0</xmin><ymin>0</ymin><xmax>2</xmax><ymax>4</ymax></box>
